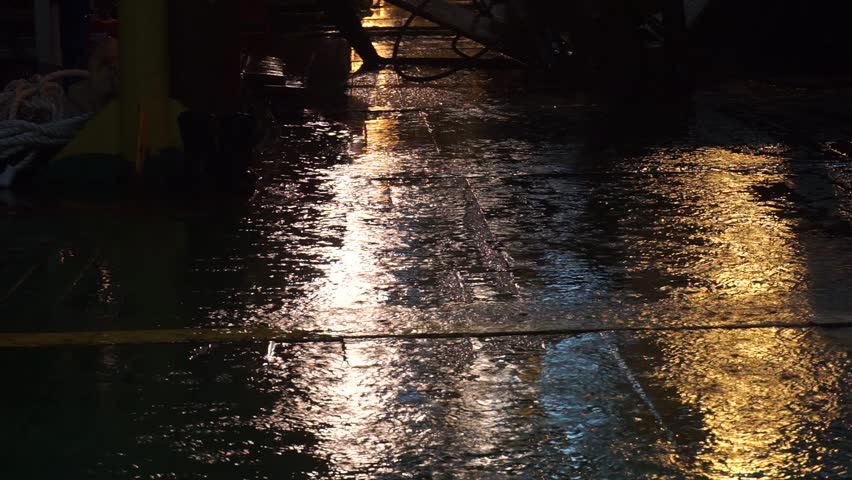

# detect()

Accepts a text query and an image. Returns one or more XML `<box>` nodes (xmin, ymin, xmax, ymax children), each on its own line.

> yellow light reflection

<box><xmin>352</xmin><ymin>0</ymin><xmax>436</xmax><ymax>72</ymax></box>
<box><xmin>654</xmin><ymin>329</ymin><xmax>845</xmax><ymax>479</ymax></box>
<box><xmin>360</xmin><ymin>0</ymin><xmax>431</xmax><ymax>29</ymax></box>
<box><xmin>696</xmin><ymin>168</ymin><xmax>800</xmax><ymax>298</ymax></box>
<box><xmin>628</xmin><ymin>148</ymin><xmax>807</xmax><ymax>314</ymax></box>
<box><xmin>629</xmin><ymin>148</ymin><xmax>844</xmax><ymax>478</ymax></box>
<box><xmin>360</xmin><ymin>0</ymin><xmax>393</xmax><ymax>28</ymax></box>
<box><xmin>361</xmin><ymin>114</ymin><xmax>403</xmax><ymax>173</ymax></box>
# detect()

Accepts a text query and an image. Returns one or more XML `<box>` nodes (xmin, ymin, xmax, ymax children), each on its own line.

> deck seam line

<box><xmin>0</xmin><ymin>321</ymin><xmax>849</xmax><ymax>348</ymax></box>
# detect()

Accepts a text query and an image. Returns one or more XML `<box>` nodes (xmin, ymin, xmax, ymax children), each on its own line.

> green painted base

<box><xmin>41</xmin><ymin>149</ymin><xmax>187</xmax><ymax>194</ymax></box>
<box><xmin>42</xmin><ymin>154</ymin><xmax>134</xmax><ymax>192</ymax></box>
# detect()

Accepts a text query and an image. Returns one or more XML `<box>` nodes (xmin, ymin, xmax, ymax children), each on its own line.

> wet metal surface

<box><xmin>3</xmin><ymin>21</ymin><xmax>852</xmax><ymax>480</ymax></box>
<box><xmin>1</xmin><ymin>329</ymin><xmax>849</xmax><ymax>478</ymax></box>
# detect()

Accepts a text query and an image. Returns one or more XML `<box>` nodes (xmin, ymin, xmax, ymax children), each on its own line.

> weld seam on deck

<box><xmin>0</xmin><ymin>264</ymin><xmax>39</xmax><ymax>304</ymax></box>
<box><xmin>362</xmin><ymin>169</ymin><xmax>796</xmax><ymax>182</ymax></box>
<box><xmin>0</xmin><ymin>321</ymin><xmax>849</xmax><ymax>348</ymax></box>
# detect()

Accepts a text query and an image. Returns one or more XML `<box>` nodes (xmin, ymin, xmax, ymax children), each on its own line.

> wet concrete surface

<box><xmin>2</xmin><ymin>28</ymin><xmax>852</xmax><ymax>480</ymax></box>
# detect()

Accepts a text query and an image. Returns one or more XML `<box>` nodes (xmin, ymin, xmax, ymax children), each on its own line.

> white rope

<box><xmin>0</xmin><ymin>114</ymin><xmax>93</xmax><ymax>161</ymax></box>
<box><xmin>0</xmin><ymin>70</ymin><xmax>92</xmax><ymax>188</ymax></box>
<box><xmin>0</xmin><ymin>152</ymin><xmax>37</xmax><ymax>188</ymax></box>
<box><xmin>0</xmin><ymin>69</ymin><xmax>90</xmax><ymax>121</ymax></box>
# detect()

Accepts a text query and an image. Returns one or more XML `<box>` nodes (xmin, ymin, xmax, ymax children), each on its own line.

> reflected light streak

<box><xmin>285</xmin><ymin>59</ymin><xmax>413</xmax><ymax>473</ymax></box>
<box><xmin>360</xmin><ymin>0</ymin><xmax>394</xmax><ymax>28</ymax></box>
<box><xmin>656</xmin><ymin>329</ymin><xmax>846</xmax><ymax>479</ymax></box>
<box><xmin>631</xmin><ymin>148</ymin><xmax>842</xmax><ymax>478</ymax></box>
<box><xmin>298</xmin><ymin>67</ymin><xmax>403</xmax><ymax>314</ymax></box>
<box><xmin>302</xmin><ymin>173</ymin><xmax>396</xmax><ymax>312</ymax></box>
<box><xmin>627</xmin><ymin>148</ymin><xmax>807</xmax><ymax>314</ymax></box>
<box><xmin>360</xmin><ymin>0</ymin><xmax>433</xmax><ymax>29</ymax></box>
<box><xmin>323</xmin><ymin>341</ymin><xmax>403</xmax><ymax>472</ymax></box>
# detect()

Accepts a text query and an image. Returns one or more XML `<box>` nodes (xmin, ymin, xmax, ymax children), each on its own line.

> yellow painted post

<box><xmin>52</xmin><ymin>0</ymin><xmax>185</xmax><ymax>185</ymax></box>
<box><xmin>120</xmin><ymin>0</ymin><xmax>173</xmax><ymax>173</ymax></box>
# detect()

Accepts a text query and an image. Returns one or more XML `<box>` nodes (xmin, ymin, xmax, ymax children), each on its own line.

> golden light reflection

<box><xmin>350</xmin><ymin>50</ymin><xmax>363</xmax><ymax>73</ymax></box>
<box><xmin>360</xmin><ymin>0</ymin><xmax>394</xmax><ymax>29</ymax></box>
<box><xmin>97</xmin><ymin>264</ymin><xmax>115</xmax><ymax>304</ymax></box>
<box><xmin>654</xmin><ymin>329</ymin><xmax>846</xmax><ymax>479</ymax></box>
<box><xmin>695</xmin><ymin>170</ymin><xmax>800</xmax><ymax>299</ymax></box>
<box><xmin>627</xmin><ymin>148</ymin><xmax>807</xmax><ymax>313</ymax></box>
<box><xmin>351</xmin><ymin>43</ymin><xmax>397</xmax><ymax>73</ymax></box>
<box><xmin>627</xmin><ymin>148</ymin><xmax>844</xmax><ymax>478</ymax></box>
<box><xmin>359</xmin><ymin>117</ymin><xmax>404</xmax><ymax>177</ymax></box>
<box><xmin>352</xmin><ymin>0</ymin><xmax>436</xmax><ymax>72</ymax></box>
<box><xmin>360</xmin><ymin>0</ymin><xmax>435</xmax><ymax>29</ymax></box>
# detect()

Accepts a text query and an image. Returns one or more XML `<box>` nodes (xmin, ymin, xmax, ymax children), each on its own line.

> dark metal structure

<box><xmin>384</xmin><ymin>0</ymin><xmax>703</xmax><ymax>70</ymax></box>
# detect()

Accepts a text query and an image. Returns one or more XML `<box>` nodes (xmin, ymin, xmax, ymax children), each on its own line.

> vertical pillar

<box><xmin>169</xmin><ymin>0</ymin><xmax>241</xmax><ymax>115</ymax></box>
<box><xmin>59</xmin><ymin>0</ymin><xmax>89</xmax><ymax>70</ymax></box>
<box><xmin>320</xmin><ymin>0</ymin><xmax>381</xmax><ymax>66</ymax></box>
<box><xmin>663</xmin><ymin>0</ymin><xmax>689</xmax><ymax>81</ymax></box>
<box><xmin>34</xmin><ymin>0</ymin><xmax>62</xmax><ymax>69</ymax></box>
<box><xmin>119</xmin><ymin>0</ymin><xmax>171</xmax><ymax>171</ymax></box>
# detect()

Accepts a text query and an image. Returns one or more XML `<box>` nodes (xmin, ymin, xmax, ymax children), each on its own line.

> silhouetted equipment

<box><xmin>320</xmin><ymin>0</ymin><xmax>383</xmax><ymax>68</ymax></box>
<box><xmin>384</xmin><ymin>0</ymin><xmax>703</xmax><ymax>72</ymax></box>
<box><xmin>691</xmin><ymin>0</ymin><xmax>852</xmax><ymax>72</ymax></box>
<box><xmin>386</xmin><ymin>0</ymin><xmax>565</xmax><ymax>68</ymax></box>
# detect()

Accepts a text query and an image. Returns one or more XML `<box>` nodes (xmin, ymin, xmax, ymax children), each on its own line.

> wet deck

<box><xmin>3</xmin><ymin>27</ymin><xmax>852</xmax><ymax>480</ymax></box>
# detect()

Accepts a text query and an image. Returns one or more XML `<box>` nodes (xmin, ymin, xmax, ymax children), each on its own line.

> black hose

<box><xmin>451</xmin><ymin>34</ymin><xmax>488</xmax><ymax>60</ymax></box>
<box><xmin>391</xmin><ymin>0</ymin><xmax>491</xmax><ymax>82</ymax></box>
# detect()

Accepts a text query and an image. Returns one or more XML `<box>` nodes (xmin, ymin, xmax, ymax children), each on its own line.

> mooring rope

<box><xmin>0</xmin><ymin>69</ymin><xmax>93</xmax><ymax>188</ymax></box>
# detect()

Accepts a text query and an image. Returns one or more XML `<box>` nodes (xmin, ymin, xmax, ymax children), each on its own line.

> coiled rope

<box><xmin>0</xmin><ymin>70</ymin><xmax>94</xmax><ymax>188</ymax></box>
